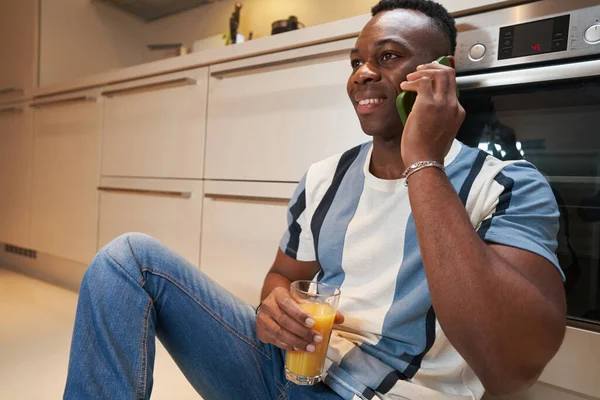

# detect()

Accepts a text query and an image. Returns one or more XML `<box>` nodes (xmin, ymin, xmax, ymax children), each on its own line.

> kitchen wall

<box><xmin>39</xmin><ymin>0</ymin><xmax>145</xmax><ymax>86</ymax></box>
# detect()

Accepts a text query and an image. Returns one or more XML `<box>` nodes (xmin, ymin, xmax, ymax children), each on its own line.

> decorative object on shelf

<box><xmin>271</xmin><ymin>16</ymin><xmax>305</xmax><ymax>35</ymax></box>
<box><xmin>229</xmin><ymin>2</ymin><xmax>243</xmax><ymax>44</ymax></box>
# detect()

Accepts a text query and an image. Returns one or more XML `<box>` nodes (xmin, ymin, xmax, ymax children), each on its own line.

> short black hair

<box><xmin>371</xmin><ymin>0</ymin><xmax>457</xmax><ymax>55</ymax></box>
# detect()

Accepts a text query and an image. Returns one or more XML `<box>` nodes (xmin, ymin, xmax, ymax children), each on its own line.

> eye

<box><xmin>381</xmin><ymin>52</ymin><xmax>399</xmax><ymax>62</ymax></box>
<box><xmin>351</xmin><ymin>59</ymin><xmax>363</xmax><ymax>69</ymax></box>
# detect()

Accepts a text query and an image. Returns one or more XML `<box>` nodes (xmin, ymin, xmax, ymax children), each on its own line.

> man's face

<box><xmin>347</xmin><ymin>9</ymin><xmax>449</xmax><ymax>139</ymax></box>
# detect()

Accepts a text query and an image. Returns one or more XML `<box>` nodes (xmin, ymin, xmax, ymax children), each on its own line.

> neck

<box><xmin>369</xmin><ymin>136</ymin><xmax>405</xmax><ymax>180</ymax></box>
<box><xmin>369</xmin><ymin>136</ymin><xmax>455</xmax><ymax>180</ymax></box>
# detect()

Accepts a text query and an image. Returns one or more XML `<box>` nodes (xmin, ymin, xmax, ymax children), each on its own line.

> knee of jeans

<box><xmin>85</xmin><ymin>233</ymin><xmax>158</xmax><ymax>284</ymax></box>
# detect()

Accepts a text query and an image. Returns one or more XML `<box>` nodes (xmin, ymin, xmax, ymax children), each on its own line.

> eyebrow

<box><xmin>350</xmin><ymin>37</ymin><xmax>407</xmax><ymax>55</ymax></box>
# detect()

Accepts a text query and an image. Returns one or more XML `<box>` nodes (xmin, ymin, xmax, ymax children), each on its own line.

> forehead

<box><xmin>355</xmin><ymin>9</ymin><xmax>442</xmax><ymax>53</ymax></box>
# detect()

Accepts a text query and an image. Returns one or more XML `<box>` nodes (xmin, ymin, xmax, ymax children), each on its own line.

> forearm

<box><xmin>408</xmin><ymin>167</ymin><xmax>564</xmax><ymax>394</ymax></box>
<box><xmin>260</xmin><ymin>272</ymin><xmax>292</xmax><ymax>302</ymax></box>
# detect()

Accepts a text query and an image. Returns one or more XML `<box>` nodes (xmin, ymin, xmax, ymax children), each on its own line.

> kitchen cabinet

<box><xmin>97</xmin><ymin>177</ymin><xmax>204</xmax><ymax>266</ymax></box>
<box><xmin>101</xmin><ymin>68</ymin><xmax>208</xmax><ymax>179</ymax></box>
<box><xmin>200</xmin><ymin>181</ymin><xmax>296</xmax><ymax>306</ymax></box>
<box><xmin>205</xmin><ymin>39</ymin><xmax>366</xmax><ymax>182</ymax></box>
<box><xmin>0</xmin><ymin>0</ymin><xmax>38</xmax><ymax>104</ymax></box>
<box><xmin>0</xmin><ymin>102</ymin><xmax>34</xmax><ymax>248</ymax></box>
<box><xmin>30</xmin><ymin>91</ymin><xmax>102</xmax><ymax>264</ymax></box>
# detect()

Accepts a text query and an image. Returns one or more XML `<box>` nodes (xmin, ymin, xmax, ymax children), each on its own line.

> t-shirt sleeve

<box><xmin>477</xmin><ymin>161</ymin><xmax>564</xmax><ymax>280</ymax></box>
<box><xmin>279</xmin><ymin>173</ymin><xmax>316</xmax><ymax>262</ymax></box>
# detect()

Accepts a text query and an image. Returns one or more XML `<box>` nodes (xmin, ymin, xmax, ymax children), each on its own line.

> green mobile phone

<box><xmin>396</xmin><ymin>56</ymin><xmax>459</xmax><ymax>125</ymax></box>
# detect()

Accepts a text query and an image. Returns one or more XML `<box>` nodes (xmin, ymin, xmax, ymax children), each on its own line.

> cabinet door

<box><xmin>205</xmin><ymin>39</ymin><xmax>366</xmax><ymax>182</ymax></box>
<box><xmin>101</xmin><ymin>68</ymin><xmax>208</xmax><ymax>179</ymax></box>
<box><xmin>200</xmin><ymin>181</ymin><xmax>297</xmax><ymax>306</ymax></box>
<box><xmin>0</xmin><ymin>103</ymin><xmax>33</xmax><ymax>247</ymax></box>
<box><xmin>0</xmin><ymin>0</ymin><xmax>37</xmax><ymax>104</ymax></box>
<box><xmin>98</xmin><ymin>178</ymin><xmax>204</xmax><ymax>266</ymax></box>
<box><xmin>30</xmin><ymin>93</ymin><xmax>102</xmax><ymax>264</ymax></box>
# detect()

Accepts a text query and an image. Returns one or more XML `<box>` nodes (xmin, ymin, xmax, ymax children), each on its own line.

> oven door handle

<box><xmin>457</xmin><ymin>59</ymin><xmax>600</xmax><ymax>90</ymax></box>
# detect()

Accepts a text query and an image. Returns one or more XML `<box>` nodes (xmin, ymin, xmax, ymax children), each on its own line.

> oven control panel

<box><xmin>455</xmin><ymin>4</ymin><xmax>600</xmax><ymax>72</ymax></box>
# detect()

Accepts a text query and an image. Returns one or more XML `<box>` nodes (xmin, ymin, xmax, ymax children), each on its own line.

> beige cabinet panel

<box><xmin>0</xmin><ymin>103</ymin><xmax>34</xmax><ymax>247</ymax></box>
<box><xmin>101</xmin><ymin>68</ymin><xmax>208</xmax><ymax>179</ymax></box>
<box><xmin>0</xmin><ymin>0</ymin><xmax>38</xmax><ymax>104</ymax></box>
<box><xmin>200</xmin><ymin>181</ymin><xmax>296</xmax><ymax>306</ymax></box>
<box><xmin>30</xmin><ymin>92</ymin><xmax>102</xmax><ymax>264</ymax></box>
<box><xmin>205</xmin><ymin>39</ymin><xmax>366</xmax><ymax>182</ymax></box>
<box><xmin>97</xmin><ymin>177</ymin><xmax>204</xmax><ymax>266</ymax></box>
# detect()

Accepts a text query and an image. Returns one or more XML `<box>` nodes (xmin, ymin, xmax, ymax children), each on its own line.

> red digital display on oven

<box><xmin>531</xmin><ymin>44</ymin><xmax>542</xmax><ymax>51</ymax></box>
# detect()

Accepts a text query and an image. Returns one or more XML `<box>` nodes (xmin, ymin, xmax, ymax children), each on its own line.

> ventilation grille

<box><xmin>4</xmin><ymin>244</ymin><xmax>37</xmax><ymax>259</ymax></box>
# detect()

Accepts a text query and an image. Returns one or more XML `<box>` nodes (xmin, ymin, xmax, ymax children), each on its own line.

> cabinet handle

<box><xmin>205</xmin><ymin>193</ymin><xmax>290</xmax><ymax>204</ymax></box>
<box><xmin>31</xmin><ymin>96</ymin><xmax>97</xmax><ymax>109</ymax></box>
<box><xmin>0</xmin><ymin>88</ymin><xmax>24</xmax><ymax>96</ymax></box>
<box><xmin>0</xmin><ymin>107</ymin><xmax>24</xmax><ymax>115</ymax></box>
<box><xmin>98</xmin><ymin>186</ymin><xmax>192</xmax><ymax>199</ymax></box>
<box><xmin>101</xmin><ymin>77</ymin><xmax>198</xmax><ymax>97</ymax></box>
<box><xmin>211</xmin><ymin>50</ymin><xmax>348</xmax><ymax>79</ymax></box>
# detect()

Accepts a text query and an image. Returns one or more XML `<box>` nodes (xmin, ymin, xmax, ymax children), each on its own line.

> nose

<box><xmin>353</xmin><ymin>62</ymin><xmax>381</xmax><ymax>85</ymax></box>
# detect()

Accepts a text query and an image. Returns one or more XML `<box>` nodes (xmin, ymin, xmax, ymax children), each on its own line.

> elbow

<box><xmin>481</xmin><ymin>363</ymin><xmax>542</xmax><ymax>397</ymax></box>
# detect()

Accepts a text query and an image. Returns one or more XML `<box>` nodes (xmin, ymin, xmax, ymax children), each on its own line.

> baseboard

<box><xmin>0</xmin><ymin>243</ymin><xmax>87</xmax><ymax>293</ymax></box>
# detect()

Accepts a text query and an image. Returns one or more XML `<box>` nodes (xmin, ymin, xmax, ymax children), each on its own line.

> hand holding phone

<box><xmin>396</xmin><ymin>56</ymin><xmax>459</xmax><ymax>126</ymax></box>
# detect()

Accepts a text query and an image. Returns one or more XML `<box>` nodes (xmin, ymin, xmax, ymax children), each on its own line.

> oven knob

<box><xmin>584</xmin><ymin>24</ymin><xmax>600</xmax><ymax>44</ymax></box>
<box><xmin>469</xmin><ymin>43</ymin><xmax>486</xmax><ymax>61</ymax></box>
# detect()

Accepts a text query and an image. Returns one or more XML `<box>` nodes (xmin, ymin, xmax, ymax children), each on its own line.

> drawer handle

<box><xmin>211</xmin><ymin>49</ymin><xmax>349</xmax><ymax>79</ymax></box>
<box><xmin>98</xmin><ymin>186</ymin><xmax>192</xmax><ymax>199</ymax></box>
<box><xmin>101</xmin><ymin>77</ymin><xmax>198</xmax><ymax>97</ymax></box>
<box><xmin>0</xmin><ymin>107</ymin><xmax>24</xmax><ymax>115</ymax></box>
<box><xmin>31</xmin><ymin>96</ymin><xmax>97</xmax><ymax>109</ymax></box>
<box><xmin>205</xmin><ymin>193</ymin><xmax>290</xmax><ymax>204</ymax></box>
<box><xmin>0</xmin><ymin>88</ymin><xmax>24</xmax><ymax>96</ymax></box>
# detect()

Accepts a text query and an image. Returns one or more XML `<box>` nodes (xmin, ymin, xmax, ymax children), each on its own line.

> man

<box><xmin>64</xmin><ymin>0</ymin><xmax>566</xmax><ymax>399</ymax></box>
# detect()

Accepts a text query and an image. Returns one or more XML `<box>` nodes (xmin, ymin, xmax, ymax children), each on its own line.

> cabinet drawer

<box><xmin>101</xmin><ymin>68</ymin><xmax>208</xmax><ymax>179</ymax></box>
<box><xmin>200</xmin><ymin>181</ymin><xmax>296</xmax><ymax>306</ymax></box>
<box><xmin>98</xmin><ymin>178</ymin><xmax>204</xmax><ymax>266</ymax></box>
<box><xmin>205</xmin><ymin>39</ymin><xmax>366</xmax><ymax>182</ymax></box>
<box><xmin>0</xmin><ymin>102</ymin><xmax>33</xmax><ymax>248</ymax></box>
<box><xmin>30</xmin><ymin>92</ymin><xmax>102</xmax><ymax>264</ymax></box>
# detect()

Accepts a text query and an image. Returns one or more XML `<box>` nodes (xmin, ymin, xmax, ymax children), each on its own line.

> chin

<box><xmin>359</xmin><ymin>120</ymin><xmax>403</xmax><ymax>139</ymax></box>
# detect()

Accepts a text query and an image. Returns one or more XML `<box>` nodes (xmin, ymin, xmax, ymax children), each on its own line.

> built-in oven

<box><xmin>454</xmin><ymin>0</ymin><xmax>600</xmax><ymax>331</ymax></box>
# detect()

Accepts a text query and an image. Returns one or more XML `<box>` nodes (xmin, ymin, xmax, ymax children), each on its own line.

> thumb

<box><xmin>334</xmin><ymin>312</ymin><xmax>345</xmax><ymax>325</ymax></box>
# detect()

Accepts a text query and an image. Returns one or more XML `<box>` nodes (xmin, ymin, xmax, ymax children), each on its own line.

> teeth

<box><xmin>358</xmin><ymin>98</ymin><xmax>384</xmax><ymax>105</ymax></box>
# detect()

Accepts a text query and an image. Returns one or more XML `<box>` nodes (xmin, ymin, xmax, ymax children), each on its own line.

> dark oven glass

<box><xmin>457</xmin><ymin>74</ymin><xmax>600</xmax><ymax>329</ymax></box>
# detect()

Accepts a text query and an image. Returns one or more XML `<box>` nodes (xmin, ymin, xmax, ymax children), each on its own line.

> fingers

<box><xmin>400</xmin><ymin>77</ymin><xmax>435</xmax><ymax>99</ymax></box>
<box><xmin>256</xmin><ymin>288</ymin><xmax>322</xmax><ymax>352</ymax></box>
<box><xmin>334</xmin><ymin>312</ymin><xmax>345</xmax><ymax>325</ymax></box>
<box><xmin>259</xmin><ymin>314</ymin><xmax>313</xmax><ymax>351</ymax></box>
<box><xmin>406</xmin><ymin>70</ymin><xmax>450</xmax><ymax>99</ymax></box>
<box><xmin>276</xmin><ymin>290</ymin><xmax>315</xmax><ymax>328</ymax></box>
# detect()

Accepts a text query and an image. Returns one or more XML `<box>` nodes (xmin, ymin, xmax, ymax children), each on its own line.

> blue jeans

<box><xmin>64</xmin><ymin>233</ymin><xmax>342</xmax><ymax>400</ymax></box>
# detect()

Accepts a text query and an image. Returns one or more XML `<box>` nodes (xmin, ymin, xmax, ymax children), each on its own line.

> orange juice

<box><xmin>285</xmin><ymin>302</ymin><xmax>336</xmax><ymax>377</ymax></box>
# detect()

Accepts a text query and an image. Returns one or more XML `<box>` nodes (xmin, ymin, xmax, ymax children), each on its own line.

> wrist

<box><xmin>403</xmin><ymin>160</ymin><xmax>446</xmax><ymax>187</ymax></box>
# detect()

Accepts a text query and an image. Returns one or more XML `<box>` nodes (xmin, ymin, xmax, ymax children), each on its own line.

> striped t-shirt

<box><xmin>279</xmin><ymin>140</ymin><xmax>561</xmax><ymax>400</ymax></box>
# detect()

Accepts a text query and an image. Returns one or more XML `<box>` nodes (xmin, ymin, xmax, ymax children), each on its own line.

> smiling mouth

<box><xmin>356</xmin><ymin>97</ymin><xmax>386</xmax><ymax>114</ymax></box>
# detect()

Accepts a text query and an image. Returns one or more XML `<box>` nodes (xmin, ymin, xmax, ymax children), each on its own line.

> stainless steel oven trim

<box><xmin>457</xmin><ymin>59</ymin><xmax>600</xmax><ymax>90</ymax></box>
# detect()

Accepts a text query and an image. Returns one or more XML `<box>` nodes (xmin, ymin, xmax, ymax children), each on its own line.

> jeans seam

<box><xmin>104</xmin><ymin>250</ymin><xmax>145</xmax><ymax>288</ymax></box>
<box><xmin>275</xmin><ymin>380</ymin><xmax>288</xmax><ymax>400</ymax></box>
<box><xmin>126</xmin><ymin>236</ymin><xmax>146</xmax><ymax>286</ymax></box>
<box><xmin>141</xmin><ymin>267</ymin><xmax>272</xmax><ymax>360</ymax></box>
<box><xmin>137</xmin><ymin>297</ymin><xmax>153</xmax><ymax>400</ymax></box>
